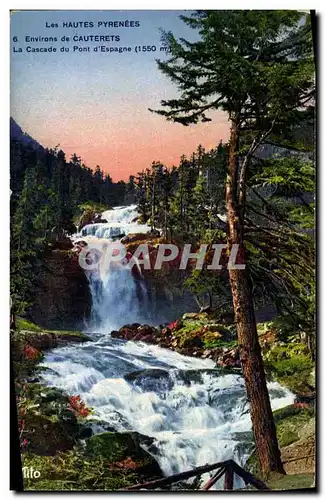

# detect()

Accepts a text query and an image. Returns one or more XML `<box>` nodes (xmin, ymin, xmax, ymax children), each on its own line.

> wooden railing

<box><xmin>122</xmin><ymin>459</ymin><xmax>270</xmax><ymax>491</ymax></box>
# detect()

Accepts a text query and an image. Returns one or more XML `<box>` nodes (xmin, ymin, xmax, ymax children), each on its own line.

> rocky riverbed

<box><xmin>12</xmin><ymin>311</ymin><xmax>315</xmax><ymax>491</ymax></box>
<box><xmin>12</xmin><ymin>322</ymin><xmax>164</xmax><ymax>491</ymax></box>
<box><xmin>111</xmin><ymin>312</ymin><xmax>241</xmax><ymax>369</ymax></box>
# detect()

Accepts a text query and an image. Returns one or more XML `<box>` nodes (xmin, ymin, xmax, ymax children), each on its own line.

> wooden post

<box><xmin>224</xmin><ymin>464</ymin><xmax>234</xmax><ymax>490</ymax></box>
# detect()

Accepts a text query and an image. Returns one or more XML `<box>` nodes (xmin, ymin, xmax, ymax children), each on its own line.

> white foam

<box><xmin>40</xmin><ymin>335</ymin><xmax>295</xmax><ymax>485</ymax></box>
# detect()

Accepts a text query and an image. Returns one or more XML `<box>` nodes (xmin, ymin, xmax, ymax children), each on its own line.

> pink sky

<box><xmin>30</xmin><ymin>111</ymin><xmax>230</xmax><ymax>181</ymax></box>
<box><xmin>11</xmin><ymin>10</ymin><xmax>230</xmax><ymax>182</ymax></box>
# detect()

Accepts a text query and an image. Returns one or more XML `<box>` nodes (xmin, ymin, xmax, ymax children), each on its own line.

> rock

<box><xmin>124</xmin><ymin>329</ymin><xmax>138</xmax><ymax>341</ymax></box>
<box><xmin>78</xmin><ymin>419</ymin><xmax>116</xmax><ymax>439</ymax></box>
<box><xmin>78</xmin><ymin>209</ymin><xmax>102</xmax><ymax>230</ymax></box>
<box><xmin>40</xmin><ymin>387</ymin><xmax>68</xmax><ymax>403</ymax></box>
<box><xmin>139</xmin><ymin>334</ymin><xmax>155</xmax><ymax>343</ymax></box>
<box><xmin>177</xmin><ymin>369</ymin><xmax>220</xmax><ymax>385</ymax></box>
<box><xmin>125</xmin><ymin>369</ymin><xmax>170</xmax><ymax>382</ymax></box>
<box><xmin>136</xmin><ymin>325</ymin><xmax>156</xmax><ymax>336</ymax></box>
<box><xmin>93</xmin><ymin>215</ymin><xmax>108</xmax><ymax>224</ymax></box>
<box><xmin>217</xmin><ymin>346</ymin><xmax>240</xmax><ymax>368</ymax></box>
<box><xmin>179</xmin><ymin>347</ymin><xmax>204</xmax><ymax>357</ymax></box>
<box><xmin>130</xmin><ymin>323</ymin><xmax>142</xmax><ymax>329</ymax></box>
<box><xmin>20</xmin><ymin>331</ymin><xmax>55</xmax><ymax>350</ymax></box>
<box><xmin>121</xmin><ymin>233</ymin><xmax>151</xmax><ymax>244</ymax></box>
<box><xmin>85</xmin><ymin>431</ymin><xmax>163</xmax><ymax>478</ymax></box>
<box><xmin>24</xmin><ymin>413</ymin><xmax>77</xmax><ymax>455</ymax></box>
<box><xmin>182</xmin><ymin>312</ymin><xmax>208</xmax><ymax>320</ymax></box>
<box><xmin>20</xmin><ymin>330</ymin><xmax>90</xmax><ymax>351</ymax></box>
<box><xmin>134</xmin><ymin>325</ymin><xmax>158</xmax><ymax>343</ymax></box>
<box><xmin>294</xmin><ymin>392</ymin><xmax>316</xmax><ymax>407</ymax></box>
<box><xmin>51</xmin><ymin>235</ymin><xmax>74</xmax><ymax>251</ymax></box>
<box><xmin>246</xmin><ymin>405</ymin><xmax>315</xmax><ymax>481</ymax></box>
<box><xmin>179</xmin><ymin>333</ymin><xmax>204</xmax><ymax>349</ymax></box>
<box><xmin>29</xmin><ymin>249</ymin><xmax>91</xmax><ymax>330</ymax></box>
<box><xmin>117</xmin><ymin>325</ymin><xmax>138</xmax><ymax>340</ymax></box>
<box><xmin>125</xmin><ymin>369</ymin><xmax>174</xmax><ymax>391</ymax></box>
<box><xmin>112</xmin><ymin>324</ymin><xmax>158</xmax><ymax>343</ymax></box>
<box><xmin>282</xmin><ymin>435</ymin><xmax>315</xmax><ymax>475</ymax></box>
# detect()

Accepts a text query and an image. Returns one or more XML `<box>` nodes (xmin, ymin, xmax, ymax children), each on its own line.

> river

<box><xmin>39</xmin><ymin>205</ymin><xmax>294</xmax><ymax>488</ymax></box>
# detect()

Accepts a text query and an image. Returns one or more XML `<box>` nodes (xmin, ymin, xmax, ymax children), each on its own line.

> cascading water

<box><xmin>88</xmin><ymin>266</ymin><xmax>150</xmax><ymax>331</ymax></box>
<box><xmin>79</xmin><ymin>204</ymin><xmax>151</xmax><ymax>240</ymax></box>
<box><xmin>75</xmin><ymin>205</ymin><xmax>152</xmax><ymax>331</ymax></box>
<box><xmin>40</xmin><ymin>205</ymin><xmax>295</xmax><ymax>489</ymax></box>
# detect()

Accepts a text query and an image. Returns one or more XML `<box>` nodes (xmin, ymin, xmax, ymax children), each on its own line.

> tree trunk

<box><xmin>225</xmin><ymin>117</ymin><xmax>285</xmax><ymax>477</ymax></box>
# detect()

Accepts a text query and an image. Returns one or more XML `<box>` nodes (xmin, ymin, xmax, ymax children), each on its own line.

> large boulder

<box><xmin>23</xmin><ymin>414</ymin><xmax>77</xmax><ymax>455</ymax></box>
<box><xmin>20</xmin><ymin>383</ymin><xmax>80</xmax><ymax>456</ymax></box>
<box><xmin>125</xmin><ymin>369</ymin><xmax>173</xmax><ymax>391</ymax></box>
<box><xmin>18</xmin><ymin>329</ymin><xmax>90</xmax><ymax>351</ymax></box>
<box><xmin>121</xmin><ymin>233</ymin><xmax>151</xmax><ymax>244</ymax></box>
<box><xmin>218</xmin><ymin>346</ymin><xmax>241</xmax><ymax>368</ymax></box>
<box><xmin>29</xmin><ymin>249</ymin><xmax>91</xmax><ymax>330</ymax></box>
<box><xmin>78</xmin><ymin>208</ymin><xmax>107</xmax><ymax>230</ymax></box>
<box><xmin>111</xmin><ymin>324</ymin><xmax>158</xmax><ymax>343</ymax></box>
<box><xmin>85</xmin><ymin>431</ymin><xmax>162</xmax><ymax>478</ymax></box>
<box><xmin>134</xmin><ymin>325</ymin><xmax>158</xmax><ymax>342</ymax></box>
<box><xmin>247</xmin><ymin>405</ymin><xmax>315</xmax><ymax>480</ymax></box>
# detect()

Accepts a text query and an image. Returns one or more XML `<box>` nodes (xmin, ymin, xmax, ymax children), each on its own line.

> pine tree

<box><xmin>11</xmin><ymin>167</ymin><xmax>46</xmax><ymax>312</ymax></box>
<box><xmin>151</xmin><ymin>10</ymin><xmax>314</xmax><ymax>476</ymax></box>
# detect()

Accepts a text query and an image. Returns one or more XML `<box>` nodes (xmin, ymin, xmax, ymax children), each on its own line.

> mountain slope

<box><xmin>10</xmin><ymin>117</ymin><xmax>43</xmax><ymax>150</ymax></box>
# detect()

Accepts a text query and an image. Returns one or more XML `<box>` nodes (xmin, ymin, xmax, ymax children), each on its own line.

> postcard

<box><xmin>10</xmin><ymin>9</ymin><xmax>316</xmax><ymax>492</ymax></box>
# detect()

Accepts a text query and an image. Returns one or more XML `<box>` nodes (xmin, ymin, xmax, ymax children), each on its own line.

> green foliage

<box><xmin>273</xmin><ymin>404</ymin><xmax>314</xmax><ymax>448</ymax></box>
<box><xmin>247</xmin><ymin>404</ymin><xmax>315</xmax><ymax>481</ymax></box>
<box><xmin>77</xmin><ymin>201</ymin><xmax>110</xmax><ymax>215</ymax></box>
<box><xmin>16</xmin><ymin>317</ymin><xmax>43</xmax><ymax>332</ymax></box>
<box><xmin>203</xmin><ymin>338</ymin><xmax>237</xmax><ymax>350</ymax></box>
<box><xmin>245</xmin><ymin>154</ymin><xmax>315</xmax><ymax>344</ymax></box>
<box><xmin>22</xmin><ymin>449</ymin><xmax>138</xmax><ymax>491</ymax></box>
<box><xmin>135</xmin><ymin>144</ymin><xmax>227</xmax><ymax>240</ymax></box>
<box><xmin>266</xmin><ymin>473</ymin><xmax>314</xmax><ymax>491</ymax></box>
<box><xmin>273</xmin><ymin>404</ymin><xmax>314</xmax><ymax>424</ymax></box>
<box><xmin>170</xmin><ymin>315</ymin><xmax>235</xmax><ymax>351</ymax></box>
<box><xmin>86</xmin><ymin>432</ymin><xmax>137</xmax><ymax>462</ymax></box>
<box><xmin>15</xmin><ymin>317</ymin><xmax>87</xmax><ymax>339</ymax></box>
<box><xmin>151</xmin><ymin>10</ymin><xmax>314</xmax><ymax>131</ymax></box>
<box><xmin>85</xmin><ymin>432</ymin><xmax>158</xmax><ymax>473</ymax></box>
<box><xmin>251</xmin><ymin>156</ymin><xmax>315</xmax><ymax>196</ymax></box>
<box><xmin>148</xmin><ymin>10</ymin><xmax>315</xmax><ymax>352</ymax></box>
<box><xmin>264</xmin><ymin>343</ymin><xmax>314</xmax><ymax>393</ymax></box>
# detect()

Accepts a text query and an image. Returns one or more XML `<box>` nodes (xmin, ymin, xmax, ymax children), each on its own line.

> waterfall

<box><xmin>79</xmin><ymin>204</ymin><xmax>151</xmax><ymax>240</ymax></box>
<box><xmin>88</xmin><ymin>266</ymin><xmax>149</xmax><ymax>331</ymax></box>
<box><xmin>39</xmin><ymin>205</ymin><xmax>295</xmax><ymax>489</ymax></box>
<box><xmin>76</xmin><ymin>205</ymin><xmax>153</xmax><ymax>331</ymax></box>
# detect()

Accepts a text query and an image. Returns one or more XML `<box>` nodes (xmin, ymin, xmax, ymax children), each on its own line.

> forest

<box><xmin>10</xmin><ymin>132</ymin><xmax>127</xmax><ymax>314</ymax></box>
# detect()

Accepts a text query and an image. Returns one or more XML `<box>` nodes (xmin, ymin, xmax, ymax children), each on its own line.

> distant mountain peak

<box><xmin>10</xmin><ymin>117</ymin><xmax>43</xmax><ymax>151</ymax></box>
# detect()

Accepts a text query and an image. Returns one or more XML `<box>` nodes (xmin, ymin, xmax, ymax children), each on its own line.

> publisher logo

<box><xmin>22</xmin><ymin>466</ymin><xmax>41</xmax><ymax>479</ymax></box>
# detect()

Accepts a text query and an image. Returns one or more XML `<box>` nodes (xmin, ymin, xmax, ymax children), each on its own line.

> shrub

<box><xmin>67</xmin><ymin>395</ymin><xmax>92</xmax><ymax>418</ymax></box>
